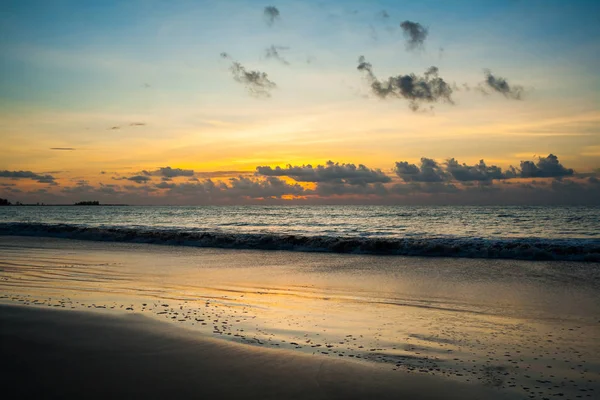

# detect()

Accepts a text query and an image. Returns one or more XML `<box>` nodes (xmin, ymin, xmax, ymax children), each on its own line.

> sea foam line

<box><xmin>0</xmin><ymin>222</ymin><xmax>599</xmax><ymax>262</ymax></box>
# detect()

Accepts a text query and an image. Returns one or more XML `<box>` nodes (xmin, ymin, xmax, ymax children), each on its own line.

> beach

<box><xmin>1</xmin><ymin>236</ymin><xmax>598</xmax><ymax>399</ymax></box>
<box><xmin>1</xmin><ymin>305</ymin><xmax>512</xmax><ymax>400</ymax></box>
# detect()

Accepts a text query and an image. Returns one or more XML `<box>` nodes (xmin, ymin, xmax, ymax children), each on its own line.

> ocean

<box><xmin>0</xmin><ymin>205</ymin><xmax>599</xmax><ymax>261</ymax></box>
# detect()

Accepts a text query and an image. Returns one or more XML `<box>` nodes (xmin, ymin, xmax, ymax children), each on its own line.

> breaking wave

<box><xmin>0</xmin><ymin>222</ymin><xmax>598</xmax><ymax>262</ymax></box>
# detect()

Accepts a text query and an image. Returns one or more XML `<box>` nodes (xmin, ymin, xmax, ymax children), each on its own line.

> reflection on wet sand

<box><xmin>1</xmin><ymin>236</ymin><xmax>598</xmax><ymax>399</ymax></box>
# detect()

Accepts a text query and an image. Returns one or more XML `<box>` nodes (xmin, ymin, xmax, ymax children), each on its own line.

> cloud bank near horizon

<box><xmin>2</xmin><ymin>155</ymin><xmax>597</xmax><ymax>205</ymax></box>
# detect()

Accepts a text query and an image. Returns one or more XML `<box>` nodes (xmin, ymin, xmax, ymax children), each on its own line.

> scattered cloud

<box><xmin>357</xmin><ymin>56</ymin><xmax>453</xmax><ymax>111</ymax></box>
<box><xmin>256</xmin><ymin>161</ymin><xmax>391</xmax><ymax>185</ymax></box>
<box><xmin>265</xmin><ymin>45</ymin><xmax>290</xmax><ymax>65</ymax></box>
<box><xmin>519</xmin><ymin>154</ymin><xmax>574</xmax><ymax>178</ymax></box>
<box><xmin>480</xmin><ymin>69</ymin><xmax>525</xmax><ymax>99</ymax></box>
<box><xmin>109</xmin><ymin>126</ymin><xmax>120</xmax><ymax>130</ymax></box>
<box><xmin>127</xmin><ymin>175</ymin><xmax>151</xmax><ymax>184</ymax></box>
<box><xmin>156</xmin><ymin>176</ymin><xmax>305</xmax><ymax>200</ymax></box>
<box><xmin>378</xmin><ymin>10</ymin><xmax>390</xmax><ymax>19</ymax></box>
<box><xmin>229</xmin><ymin>61</ymin><xmax>277</xmax><ymax>98</ymax></box>
<box><xmin>394</xmin><ymin>158</ymin><xmax>447</xmax><ymax>182</ymax></box>
<box><xmin>0</xmin><ymin>170</ymin><xmax>56</xmax><ymax>184</ymax></box>
<box><xmin>156</xmin><ymin>166</ymin><xmax>194</xmax><ymax>178</ymax></box>
<box><xmin>446</xmin><ymin>158</ymin><xmax>515</xmax><ymax>181</ymax></box>
<box><xmin>50</xmin><ymin>148</ymin><xmax>76</xmax><ymax>151</ymax></box>
<box><xmin>111</xmin><ymin>175</ymin><xmax>152</xmax><ymax>184</ymax></box>
<box><xmin>395</xmin><ymin>154</ymin><xmax>574</xmax><ymax>183</ymax></box>
<box><xmin>129</xmin><ymin>122</ymin><xmax>146</xmax><ymax>126</ymax></box>
<box><xmin>400</xmin><ymin>20</ymin><xmax>428</xmax><ymax>51</ymax></box>
<box><xmin>264</xmin><ymin>6</ymin><xmax>280</xmax><ymax>26</ymax></box>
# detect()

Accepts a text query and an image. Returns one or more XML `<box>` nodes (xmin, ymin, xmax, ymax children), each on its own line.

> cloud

<box><xmin>126</xmin><ymin>175</ymin><xmax>151</xmax><ymax>184</ymax></box>
<box><xmin>109</xmin><ymin>126</ymin><xmax>120</xmax><ymax>130</ymax></box>
<box><xmin>264</xmin><ymin>6</ymin><xmax>280</xmax><ymax>26</ymax></box>
<box><xmin>400</xmin><ymin>20</ymin><xmax>428</xmax><ymax>51</ymax></box>
<box><xmin>256</xmin><ymin>161</ymin><xmax>391</xmax><ymax>185</ymax></box>
<box><xmin>378</xmin><ymin>10</ymin><xmax>390</xmax><ymax>19</ymax></box>
<box><xmin>157</xmin><ymin>176</ymin><xmax>305</xmax><ymax>200</ymax></box>
<box><xmin>481</xmin><ymin>69</ymin><xmax>524</xmax><ymax>100</ymax></box>
<box><xmin>446</xmin><ymin>158</ymin><xmax>516</xmax><ymax>181</ymax></box>
<box><xmin>394</xmin><ymin>158</ymin><xmax>447</xmax><ymax>182</ymax></box>
<box><xmin>156</xmin><ymin>166</ymin><xmax>194</xmax><ymax>178</ymax></box>
<box><xmin>229</xmin><ymin>61</ymin><xmax>277</xmax><ymax>98</ymax></box>
<box><xmin>0</xmin><ymin>170</ymin><xmax>56</xmax><ymax>184</ymax></box>
<box><xmin>357</xmin><ymin>56</ymin><xmax>453</xmax><ymax>111</ymax></box>
<box><xmin>519</xmin><ymin>154</ymin><xmax>574</xmax><ymax>178</ymax></box>
<box><xmin>396</xmin><ymin>154</ymin><xmax>574</xmax><ymax>182</ymax></box>
<box><xmin>129</xmin><ymin>122</ymin><xmax>146</xmax><ymax>126</ymax></box>
<box><xmin>265</xmin><ymin>45</ymin><xmax>290</xmax><ymax>65</ymax></box>
<box><xmin>50</xmin><ymin>148</ymin><xmax>76</xmax><ymax>151</ymax></box>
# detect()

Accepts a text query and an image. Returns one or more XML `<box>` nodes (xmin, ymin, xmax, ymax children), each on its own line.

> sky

<box><xmin>1</xmin><ymin>0</ymin><xmax>599</xmax><ymax>205</ymax></box>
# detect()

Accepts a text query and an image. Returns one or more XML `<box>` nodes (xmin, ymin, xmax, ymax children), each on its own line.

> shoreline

<box><xmin>0</xmin><ymin>304</ymin><xmax>512</xmax><ymax>399</ymax></box>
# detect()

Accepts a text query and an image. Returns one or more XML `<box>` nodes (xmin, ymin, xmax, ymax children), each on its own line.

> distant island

<box><xmin>0</xmin><ymin>198</ymin><xmax>127</xmax><ymax>206</ymax></box>
<box><xmin>74</xmin><ymin>201</ymin><xmax>100</xmax><ymax>206</ymax></box>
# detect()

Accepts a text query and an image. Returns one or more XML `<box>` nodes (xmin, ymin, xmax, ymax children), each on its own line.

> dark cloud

<box><xmin>109</xmin><ymin>126</ymin><xmax>120</xmax><ymax>130</ymax></box>
<box><xmin>357</xmin><ymin>56</ymin><xmax>453</xmax><ymax>111</ymax></box>
<box><xmin>155</xmin><ymin>181</ymin><xmax>175</xmax><ymax>189</ymax></box>
<box><xmin>229</xmin><ymin>61</ymin><xmax>277</xmax><ymax>98</ymax></box>
<box><xmin>400</xmin><ymin>20</ymin><xmax>428</xmax><ymax>51</ymax></box>
<box><xmin>130</xmin><ymin>122</ymin><xmax>146</xmax><ymax>126</ymax></box>
<box><xmin>50</xmin><ymin>148</ymin><xmax>76</xmax><ymax>151</ymax></box>
<box><xmin>256</xmin><ymin>161</ymin><xmax>391</xmax><ymax>185</ymax></box>
<box><xmin>394</xmin><ymin>158</ymin><xmax>447</xmax><ymax>182</ymax></box>
<box><xmin>264</xmin><ymin>6</ymin><xmax>280</xmax><ymax>26</ymax></box>
<box><xmin>0</xmin><ymin>170</ymin><xmax>56</xmax><ymax>184</ymax></box>
<box><xmin>446</xmin><ymin>158</ymin><xmax>516</xmax><ymax>181</ymax></box>
<box><xmin>396</xmin><ymin>155</ymin><xmax>574</xmax><ymax>182</ymax></box>
<box><xmin>194</xmin><ymin>170</ymin><xmax>250</xmax><ymax>179</ymax></box>
<box><xmin>481</xmin><ymin>69</ymin><xmax>524</xmax><ymax>100</ymax></box>
<box><xmin>519</xmin><ymin>154</ymin><xmax>574</xmax><ymax>178</ymax></box>
<box><xmin>156</xmin><ymin>166</ymin><xmax>194</xmax><ymax>178</ymax></box>
<box><xmin>126</xmin><ymin>175</ymin><xmax>151</xmax><ymax>184</ymax></box>
<box><xmin>265</xmin><ymin>45</ymin><xmax>290</xmax><ymax>65</ymax></box>
<box><xmin>157</xmin><ymin>176</ymin><xmax>305</xmax><ymax>200</ymax></box>
<box><xmin>228</xmin><ymin>176</ymin><xmax>304</xmax><ymax>198</ymax></box>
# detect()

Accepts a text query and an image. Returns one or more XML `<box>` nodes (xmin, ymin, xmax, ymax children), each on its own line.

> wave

<box><xmin>1</xmin><ymin>222</ymin><xmax>599</xmax><ymax>262</ymax></box>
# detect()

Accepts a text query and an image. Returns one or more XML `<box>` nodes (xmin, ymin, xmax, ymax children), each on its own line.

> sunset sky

<box><xmin>1</xmin><ymin>0</ymin><xmax>599</xmax><ymax>205</ymax></box>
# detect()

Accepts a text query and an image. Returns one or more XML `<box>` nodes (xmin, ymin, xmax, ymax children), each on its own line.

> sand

<box><xmin>1</xmin><ymin>236</ymin><xmax>598</xmax><ymax>399</ymax></box>
<box><xmin>0</xmin><ymin>305</ymin><xmax>511</xmax><ymax>400</ymax></box>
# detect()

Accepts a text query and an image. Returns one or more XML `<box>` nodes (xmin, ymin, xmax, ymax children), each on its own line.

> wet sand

<box><xmin>1</xmin><ymin>236</ymin><xmax>598</xmax><ymax>399</ymax></box>
<box><xmin>0</xmin><ymin>304</ymin><xmax>511</xmax><ymax>400</ymax></box>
